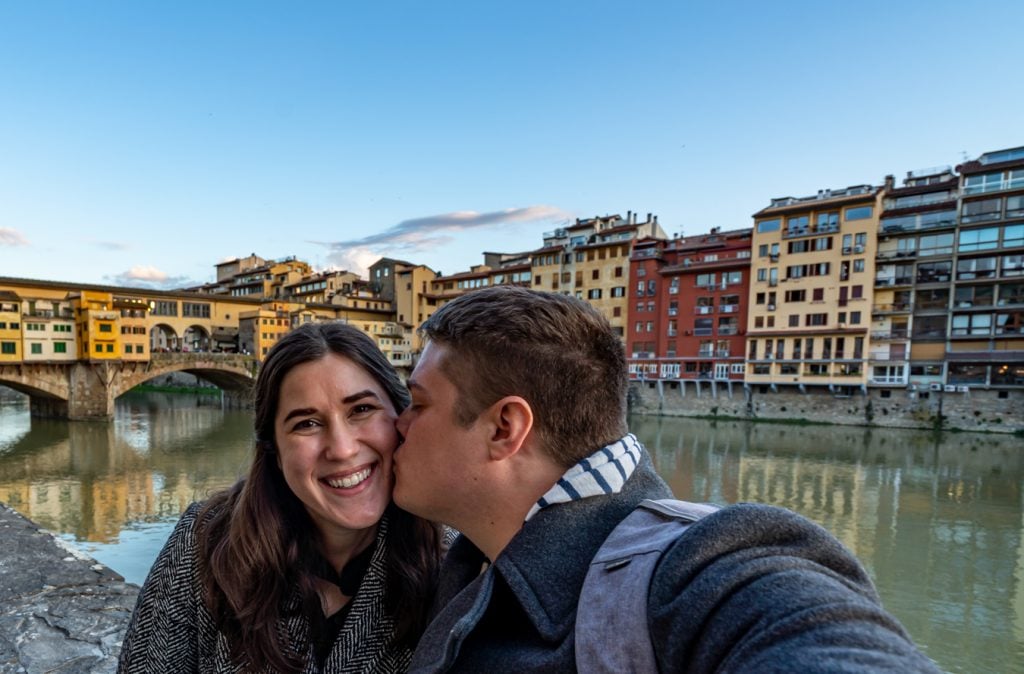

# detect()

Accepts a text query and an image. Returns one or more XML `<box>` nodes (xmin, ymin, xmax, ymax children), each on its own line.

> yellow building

<box><xmin>239</xmin><ymin>301</ymin><xmax>300</xmax><ymax>359</ymax></box>
<box><xmin>0</xmin><ymin>290</ymin><xmax>24</xmax><ymax>362</ymax></box>
<box><xmin>115</xmin><ymin>295</ymin><xmax>150</xmax><ymax>361</ymax></box>
<box><xmin>747</xmin><ymin>185</ymin><xmax>882</xmax><ymax>392</ymax></box>
<box><xmin>72</xmin><ymin>290</ymin><xmax>121</xmax><ymax>360</ymax></box>
<box><xmin>531</xmin><ymin>212</ymin><xmax>666</xmax><ymax>338</ymax></box>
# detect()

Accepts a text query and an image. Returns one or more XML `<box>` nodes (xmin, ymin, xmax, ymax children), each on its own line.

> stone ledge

<box><xmin>0</xmin><ymin>503</ymin><xmax>140</xmax><ymax>674</ymax></box>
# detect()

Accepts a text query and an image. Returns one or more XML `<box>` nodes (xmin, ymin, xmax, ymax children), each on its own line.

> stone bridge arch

<box><xmin>3</xmin><ymin>354</ymin><xmax>259</xmax><ymax>420</ymax></box>
<box><xmin>111</xmin><ymin>353</ymin><xmax>257</xmax><ymax>400</ymax></box>
<box><xmin>0</xmin><ymin>363</ymin><xmax>71</xmax><ymax>417</ymax></box>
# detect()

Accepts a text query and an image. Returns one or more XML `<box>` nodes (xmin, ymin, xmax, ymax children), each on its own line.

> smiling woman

<box><xmin>117</xmin><ymin>322</ymin><xmax>446</xmax><ymax>674</ymax></box>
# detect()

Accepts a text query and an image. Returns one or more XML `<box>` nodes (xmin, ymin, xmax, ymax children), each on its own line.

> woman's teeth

<box><xmin>327</xmin><ymin>468</ymin><xmax>371</xmax><ymax>489</ymax></box>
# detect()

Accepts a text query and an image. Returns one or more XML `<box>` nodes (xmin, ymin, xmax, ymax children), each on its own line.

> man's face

<box><xmin>394</xmin><ymin>341</ymin><xmax>484</xmax><ymax>526</ymax></box>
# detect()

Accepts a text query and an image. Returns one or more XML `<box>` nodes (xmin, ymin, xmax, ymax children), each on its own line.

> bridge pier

<box><xmin>68</xmin><ymin>363</ymin><xmax>116</xmax><ymax>420</ymax></box>
<box><xmin>29</xmin><ymin>396</ymin><xmax>69</xmax><ymax>419</ymax></box>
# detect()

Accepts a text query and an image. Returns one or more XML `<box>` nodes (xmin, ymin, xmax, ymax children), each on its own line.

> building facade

<box><xmin>746</xmin><ymin>185</ymin><xmax>882</xmax><ymax>392</ymax></box>
<box><xmin>626</xmin><ymin>228</ymin><xmax>752</xmax><ymax>382</ymax></box>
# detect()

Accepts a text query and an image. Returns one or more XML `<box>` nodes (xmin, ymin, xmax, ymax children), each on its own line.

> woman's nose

<box><xmin>323</xmin><ymin>424</ymin><xmax>360</xmax><ymax>460</ymax></box>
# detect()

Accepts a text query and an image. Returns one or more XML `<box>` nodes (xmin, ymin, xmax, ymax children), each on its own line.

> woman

<box><xmin>119</xmin><ymin>322</ymin><xmax>444</xmax><ymax>673</ymax></box>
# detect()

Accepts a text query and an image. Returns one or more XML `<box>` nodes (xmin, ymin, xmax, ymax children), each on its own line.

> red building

<box><xmin>626</xmin><ymin>227</ymin><xmax>753</xmax><ymax>383</ymax></box>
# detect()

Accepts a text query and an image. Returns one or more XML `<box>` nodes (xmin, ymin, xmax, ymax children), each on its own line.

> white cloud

<box><xmin>0</xmin><ymin>228</ymin><xmax>29</xmax><ymax>246</ymax></box>
<box><xmin>123</xmin><ymin>265</ymin><xmax>169</xmax><ymax>282</ymax></box>
<box><xmin>105</xmin><ymin>266</ymin><xmax>196</xmax><ymax>290</ymax></box>
<box><xmin>324</xmin><ymin>246</ymin><xmax>389</xmax><ymax>278</ymax></box>
<box><xmin>315</xmin><ymin>205</ymin><xmax>570</xmax><ymax>260</ymax></box>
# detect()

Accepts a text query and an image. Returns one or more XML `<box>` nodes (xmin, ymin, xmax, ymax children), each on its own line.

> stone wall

<box><xmin>629</xmin><ymin>380</ymin><xmax>1024</xmax><ymax>434</ymax></box>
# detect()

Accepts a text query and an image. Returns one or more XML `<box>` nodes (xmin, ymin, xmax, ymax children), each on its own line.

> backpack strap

<box><xmin>575</xmin><ymin>499</ymin><xmax>720</xmax><ymax>673</ymax></box>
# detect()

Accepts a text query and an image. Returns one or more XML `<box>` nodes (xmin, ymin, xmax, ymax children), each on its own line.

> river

<box><xmin>0</xmin><ymin>390</ymin><xmax>1021</xmax><ymax>673</ymax></box>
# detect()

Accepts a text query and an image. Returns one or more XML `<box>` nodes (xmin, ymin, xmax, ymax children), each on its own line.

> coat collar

<box><xmin>476</xmin><ymin>455</ymin><xmax>671</xmax><ymax>643</ymax></box>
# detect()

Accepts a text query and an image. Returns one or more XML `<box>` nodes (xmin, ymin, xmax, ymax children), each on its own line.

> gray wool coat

<box><xmin>408</xmin><ymin>451</ymin><xmax>940</xmax><ymax>673</ymax></box>
<box><xmin>118</xmin><ymin>503</ymin><xmax>412</xmax><ymax>673</ymax></box>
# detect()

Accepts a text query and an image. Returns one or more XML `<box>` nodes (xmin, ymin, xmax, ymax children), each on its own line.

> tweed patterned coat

<box><xmin>118</xmin><ymin>502</ymin><xmax>412</xmax><ymax>673</ymax></box>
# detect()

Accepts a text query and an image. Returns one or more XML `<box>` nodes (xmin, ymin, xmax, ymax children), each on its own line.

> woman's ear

<box><xmin>484</xmin><ymin>396</ymin><xmax>533</xmax><ymax>461</ymax></box>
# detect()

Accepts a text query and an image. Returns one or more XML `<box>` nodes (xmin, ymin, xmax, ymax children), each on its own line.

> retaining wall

<box><xmin>628</xmin><ymin>380</ymin><xmax>1024</xmax><ymax>434</ymax></box>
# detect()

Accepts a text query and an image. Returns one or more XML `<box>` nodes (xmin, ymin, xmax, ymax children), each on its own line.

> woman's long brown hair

<box><xmin>198</xmin><ymin>322</ymin><xmax>441</xmax><ymax>672</ymax></box>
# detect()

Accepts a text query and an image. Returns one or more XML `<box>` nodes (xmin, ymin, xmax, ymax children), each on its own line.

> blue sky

<box><xmin>1</xmin><ymin>1</ymin><xmax>1021</xmax><ymax>289</ymax></box>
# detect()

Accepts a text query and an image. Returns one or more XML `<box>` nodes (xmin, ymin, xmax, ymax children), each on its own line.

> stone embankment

<box><xmin>0</xmin><ymin>503</ymin><xmax>138</xmax><ymax>674</ymax></box>
<box><xmin>629</xmin><ymin>381</ymin><xmax>1024</xmax><ymax>434</ymax></box>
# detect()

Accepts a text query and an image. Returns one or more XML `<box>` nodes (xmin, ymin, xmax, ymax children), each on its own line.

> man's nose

<box><xmin>395</xmin><ymin>408</ymin><xmax>410</xmax><ymax>442</ymax></box>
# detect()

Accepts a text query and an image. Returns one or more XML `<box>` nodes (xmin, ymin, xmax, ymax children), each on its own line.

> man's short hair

<box><xmin>418</xmin><ymin>286</ymin><xmax>628</xmax><ymax>467</ymax></box>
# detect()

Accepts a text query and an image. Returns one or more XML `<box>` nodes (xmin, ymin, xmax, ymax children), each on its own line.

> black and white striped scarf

<box><xmin>525</xmin><ymin>433</ymin><xmax>642</xmax><ymax>521</ymax></box>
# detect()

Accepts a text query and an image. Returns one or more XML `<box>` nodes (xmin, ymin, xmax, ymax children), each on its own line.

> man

<box><xmin>393</xmin><ymin>286</ymin><xmax>938</xmax><ymax>673</ymax></box>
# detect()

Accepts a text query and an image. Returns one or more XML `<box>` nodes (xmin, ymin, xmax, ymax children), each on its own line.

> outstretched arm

<box><xmin>649</xmin><ymin>503</ymin><xmax>941</xmax><ymax>673</ymax></box>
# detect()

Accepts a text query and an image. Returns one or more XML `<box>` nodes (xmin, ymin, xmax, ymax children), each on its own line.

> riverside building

<box><xmin>746</xmin><ymin>184</ymin><xmax>883</xmax><ymax>393</ymax></box>
<box><xmin>626</xmin><ymin>228</ymin><xmax>752</xmax><ymax>386</ymax></box>
<box><xmin>950</xmin><ymin>147</ymin><xmax>1024</xmax><ymax>388</ymax></box>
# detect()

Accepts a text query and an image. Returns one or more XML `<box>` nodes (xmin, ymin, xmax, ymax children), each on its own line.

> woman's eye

<box><xmin>292</xmin><ymin>419</ymin><xmax>320</xmax><ymax>431</ymax></box>
<box><xmin>351</xmin><ymin>403</ymin><xmax>376</xmax><ymax>416</ymax></box>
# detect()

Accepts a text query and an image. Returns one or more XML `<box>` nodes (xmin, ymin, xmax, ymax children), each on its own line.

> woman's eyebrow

<box><xmin>342</xmin><ymin>390</ymin><xmax>381</xmax><ymax>404</ymax></box>
<box><xmin>281</xmin><ymin>407</ymin><xmax>317</xmax><ymax>423</ymax></box>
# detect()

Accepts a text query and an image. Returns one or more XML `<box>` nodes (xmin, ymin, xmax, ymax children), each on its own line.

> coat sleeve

<box><xmin>117</xmin><ymin>503</ymin><xmax>204</xmax><ymax>674</ymax></box>
<box><xmin>647</xmin><ymin>503</ymin><xmax>942</xmax><ymax>673</ymax></box>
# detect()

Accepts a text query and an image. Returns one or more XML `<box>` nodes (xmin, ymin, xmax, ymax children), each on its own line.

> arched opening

<box><xmin>150</xmin><ymin>324</ymin><xmax>180</xmax><ymax>352</ymax></box>
<box><xmin>183</xmin><ymin>325</ymin><xmax>210</xmax><ymax>352</ymax></box>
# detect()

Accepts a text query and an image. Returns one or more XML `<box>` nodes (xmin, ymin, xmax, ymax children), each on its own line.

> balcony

<box><xmin>874</xmin><ymin>276</ymin><xmax>914</xmax><ymax>287</ymax></box>
<box><xmin>963</xmin><ymin>175</ymin><xmax>1024</xmax><ymax>195</ymax></box>
<box><xmin>870</xmin><ymin>330</ymin><xmax>909</xmax><ymax>340</ymax></box>
<box><xmin>876</xmin><ymin>250</ymin><xmax>918</xmax><ymax>261</ymax></box>
<box><xmin>872</xmin><ymin>302</ymin><xmax>913</xmax><ymax>314</ymax></box>
<box><xmin>869</xmin><ymin>375</ymin><xmax>908</xmax><ymax>385</ymax></box>
<box><xmin>879</xmin><ymin>210</ymin><xmax>956</xmax><ymax>234</ymax></box>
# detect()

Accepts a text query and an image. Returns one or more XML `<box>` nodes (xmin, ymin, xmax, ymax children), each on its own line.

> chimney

<box><xmin>884</xmin><ymin>174</ymin><xmax>895</xmax><ymax>190</ymax></box>
<box><xmin>627</xmin><ymin>210</ymin><xmax>632</xmax><ymax>223</ymax></box>
<box><xmin>646</xmin><ymin>212</ymin><xmax>651</xmax><ymax>223</ymax></box>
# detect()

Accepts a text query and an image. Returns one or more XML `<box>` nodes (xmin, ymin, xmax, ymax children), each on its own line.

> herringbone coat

<box><xmin>118</xmin><ymin>503</ymin><xmax>411</xmax><ymax>673</ymax></box>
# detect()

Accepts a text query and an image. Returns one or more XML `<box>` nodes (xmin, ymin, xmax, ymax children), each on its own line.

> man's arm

<box><xmin>648</xmin><ymin>503</ymin><xmax>941</xmax><ymax>673</ymax></box>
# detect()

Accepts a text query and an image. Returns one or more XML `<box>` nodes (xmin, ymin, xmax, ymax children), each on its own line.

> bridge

<box><xmin>0</xmin><ymin>353</ymin><xmax>258</xmax><ymax>420</ymax></box>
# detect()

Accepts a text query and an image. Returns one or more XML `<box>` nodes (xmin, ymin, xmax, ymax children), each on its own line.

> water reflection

<box><xmin>0</xmin><ymin>393</ymin><xmax>251</xmax><ymax>545</ymax></box>
<box><xmin>634</xmin><ymin>416</ymin><xmax>1024</xmax><ymax>674</ymax></box>
<box><xmin>0</xmin><ymin>394</ymin><xmax>1021</xmax><ymax>673</ymax></box>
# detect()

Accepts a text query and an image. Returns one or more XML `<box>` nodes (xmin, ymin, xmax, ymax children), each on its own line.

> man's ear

<box><xmin>484</xmin><ymin>396</ymin><xmax>533</xmax><ymax>461</ymax></box>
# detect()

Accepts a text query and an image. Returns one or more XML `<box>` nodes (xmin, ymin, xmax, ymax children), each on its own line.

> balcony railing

<box><xmin>870</xmin><ymin>330</ymin><xmax>909</xmax><ymax>340</ymax></box>
<box><xmin>875</xmin><ymin>276</ymin><xmax>915</xmax><ymax>287</ymax></box>
<box><xmin>872</xmin><ymin>302</ymin><xmax>913</xmax><ymax>313</ymax></box>
<box><xmin>870</xmin><ymin>375</ymin><xmax>908</xmax><ymax>385</ymax></box>
<box><xmin>879</xmin><ymin>211</ymin><xmax>956</xmax><ymax>233</ymax></box>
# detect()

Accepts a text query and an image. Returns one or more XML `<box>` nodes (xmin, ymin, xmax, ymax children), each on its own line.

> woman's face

<box><xmin>274</xmin><ymin>352</ymin><xmax>399</xmax><ymax>539</ymax></box>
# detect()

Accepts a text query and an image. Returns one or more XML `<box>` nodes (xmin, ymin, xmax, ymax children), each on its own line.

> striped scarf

<box><xmin>525</xmin><ymin>433</ymin><xmax>643</xmax><ymax>521</ymax></box>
